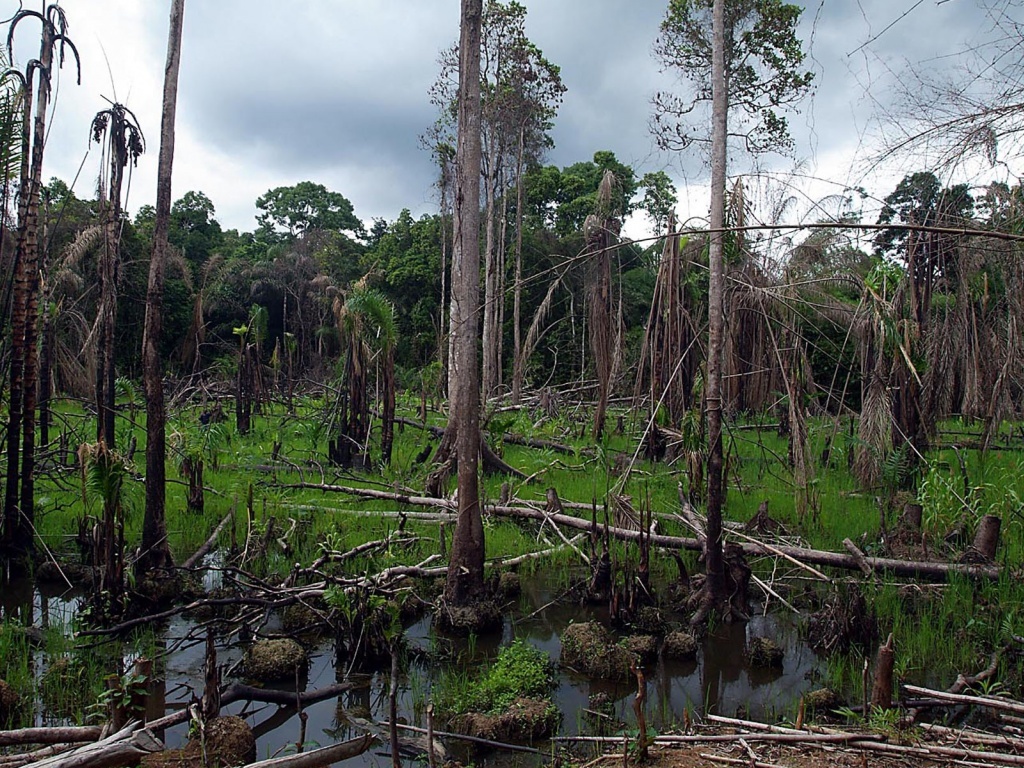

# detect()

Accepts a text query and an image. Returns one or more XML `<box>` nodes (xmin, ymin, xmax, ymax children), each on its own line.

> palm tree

<box><xmin>3</xmin><ymin>5</ymin><xmax>80</xmax><ymax>564</ymax></box>
<box><xmin>138</xmin><ymin>0</ymin><xmax>185</xmax><ymax>578</ymax></box>
<box><xmin>342</xmin><ymin>287</ymin><xmax>398</xmax><ymax>465</ymax></box>
<box><xmin>91</xmin><ymin>101</ymin><xmax>144</xmax><ymax>446</ymax></box>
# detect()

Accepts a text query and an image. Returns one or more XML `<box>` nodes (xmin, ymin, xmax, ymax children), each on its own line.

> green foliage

<box><xmin>435</xmin><ymin>639</ymin><xmax>555</xmax><ymax>715</ymax></box>
<box><xmin>652</xmin><ymin>0</ymin><xmax>814</xmax><ymax>155</ymax></box>
<box><xmin>256</xmin><ymin>181</ymin><xmax>364</xmax><ymax>239</ymax></box>
<box><xmin>874</xmin><ymin>172</ymin><xmax>974</xmax><ymax>259</ymax></box>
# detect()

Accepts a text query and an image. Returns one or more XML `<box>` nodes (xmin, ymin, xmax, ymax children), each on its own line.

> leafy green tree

<box><xmin>256</xmin><ymin>181</ymin><xmax>364</xmax><ymax>240</ymax></box>
<box><xmin>170</xmin><ymin>190</ymin><xmax>223</xmax><ymax>267</ymax></box>
<box><xmin>369</xmin><ymin>209</ymin><xmax>444</xmax><ymax>367</ymax></box>
<box><xmin>639</xmin><ymin>170</ymin><xmax>678</xmax><ymax>236</ymax></box>
<box><xmin>652</xmin><ymin>0</ymin><xmax>813</xmax><ymax>155</ymax></box>
<box><xmin>527</xmin><ymin>151</ymin><xmax>638</xmax><ymax>237</ymax></box>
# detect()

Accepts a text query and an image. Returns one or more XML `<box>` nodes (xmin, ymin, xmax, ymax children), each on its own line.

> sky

<box><xmin>6</xmin><ymin>0</ymin><xmax>1019</xmax><ymax>242</ymax></box>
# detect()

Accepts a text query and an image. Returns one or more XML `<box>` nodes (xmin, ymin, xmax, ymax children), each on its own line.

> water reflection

<box><xmin>3</xmin><ymin>571</ymin><xmax>825</xmax><ymax>765</ymax></box>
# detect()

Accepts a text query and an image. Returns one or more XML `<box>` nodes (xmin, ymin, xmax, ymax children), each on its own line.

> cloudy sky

<box><xmin>6</xmin><ymin>0</ymin><xmax>1017</xmax><ymax>240</ymax></box>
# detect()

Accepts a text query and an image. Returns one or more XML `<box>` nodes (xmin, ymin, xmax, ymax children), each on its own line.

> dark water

<box><xmin>1</xmin><ymin>567</ymin><xmax>824</xmax><ymax>765</ymax></box>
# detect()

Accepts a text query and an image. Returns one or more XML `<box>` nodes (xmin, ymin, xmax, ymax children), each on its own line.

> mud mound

<box><xmin>747</xmin><ymin>637</ymin><xmax>783</xmax><ymax>668</ymax></box>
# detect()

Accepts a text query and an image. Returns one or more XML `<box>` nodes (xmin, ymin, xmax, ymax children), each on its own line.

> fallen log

<box><xmin>0</xmin><ymin>727</ymin><xmax>102</xmax><ymax>748</ymax></box>
<box><xmin>182</xmin><ymin>509</ymin><xmax>234</xmax><ymax>569</ymax></box>
<box><xmin>486</xmin><ymin>504</ymin><xmax>1001</xmax><ymax>581</ymax></box>
<box><xmin>903</xmin><ymin>685</ymin><xmax>1024</xmax><ymax>716</ymax></box>
<box><xmin>145</xmin><ymin>679</ymin><xmax>372</xmax><ymax>733</ymax></box>
<box><xmin>31</xmin><ymin>721</ymin><xmax>161</xmax><ymax>768</ymax></box>
<box><xmin>277</xmin><ymin>480</ymin><xmax>1000</xmax><ymax>580</ymax></box>
<box><xmin>0</xmin><ymin>744</ymin><xmax>76</xmax><ymax>768</ymax></box>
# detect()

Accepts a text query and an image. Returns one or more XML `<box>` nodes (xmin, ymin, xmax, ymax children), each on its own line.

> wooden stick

<box><xmin>842</xmin><ymin>538</ymin><xmax>874</xmax><ymax>577</ymax></box>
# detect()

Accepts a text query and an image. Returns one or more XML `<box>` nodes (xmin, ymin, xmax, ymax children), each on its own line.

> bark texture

<box><xmin>443</xmin><ymin>0</ymin><xmax>485</xmax><ymax>607</ymax></box>
<box><xmin>139</xmin><ymin>0</ymin><xmax>185</xmax><ymax>577</ymax></box>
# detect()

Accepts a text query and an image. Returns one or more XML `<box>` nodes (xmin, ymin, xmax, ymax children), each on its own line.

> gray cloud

<box><xmin>23</xmin><ymin>0</ymin><xmax>1022</xmax><ymax>235</ymax></box>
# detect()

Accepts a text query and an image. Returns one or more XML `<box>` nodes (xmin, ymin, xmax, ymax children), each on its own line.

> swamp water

<box><xmin>2</xmin><ymin>566</ymin><xmax>826</xmax><ymax>765</ymax></box>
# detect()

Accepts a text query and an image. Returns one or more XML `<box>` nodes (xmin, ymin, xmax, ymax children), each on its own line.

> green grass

<box><xmin>20</xmin><ymin>391</ymin><xmax>1024</xmax><ymax>713</ymax></box>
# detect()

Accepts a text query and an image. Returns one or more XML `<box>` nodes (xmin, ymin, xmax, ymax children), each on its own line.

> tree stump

<box><xmin>871</xmin><ymin>633</ymin><xmax>895</xmax><ymax>710</ymax></box>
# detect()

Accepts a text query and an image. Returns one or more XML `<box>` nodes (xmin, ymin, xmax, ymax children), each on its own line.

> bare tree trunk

<box><xmin>698</xmin><ymin>0</ymin><xmax>729</xmax><ymax>623</ymax></box>
<box><xmin>443</xmin><ymin>0</ymin><xmax>485</xmax><ymax>607</ymax></box>
<box><xmin>3</xmin><ymin>67</ymin><xmax>33</xmax><ymax>553</ymax></box>
<box><xmin>481</xmin><ymin>159</ymin><xmax>499</xmax><ymax>401</ymax></box>
<box><xmin>139</xmin><ymin>0</ymin><xmax>185</xmax><ymax>577</ymax></box>
<box><xmin>15</xmin><ymin>20</ymin><xmax>59</xmax><ymax>562</ymax></box>
<box><xmin>511</xmin><ymin>126</ymin><xmax>526</xmax><ymax>405</ymax></box>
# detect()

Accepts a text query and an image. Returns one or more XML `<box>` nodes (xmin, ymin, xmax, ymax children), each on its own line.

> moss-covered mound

<box><xmin>747</xmin><ymin>636</ymin><xmax>784</xmax><ymax>668</ymax></box>
<box><xmin>560</xmin><ymin>622</ymin><xmax>634</xmax><ymax>681</ymax></box>
<box><xmin>281</xmin><ymin>601</ymin><xmax>330</xmax><ymax>639</ymax></box>
<box><xmin>142</xmin><ymin>716</ymin><xmax>255</xmax><ymax>768</ymax></box>
<box><xmin>662</xmin><ymin>630</ymin><xmax>699</xmax><ymax>661</ymax></box>
<box><xmin>0</xmin><ymin>679</ymin><xmax>19</xmax><ymax>726</ymax></box>
<box><xmin>239</xmin><ymin>639</ymin><xmax>307</xmax><ymax>682</ymax></box>
<box><xmin>450</xmin><ymin>697</ymin><xmax>560</xmax><ymax>744</ymax></box>
<box><xmin>621</xmin><ymin>634</ymin><xmax>658</xmax><ymax>664</ymax></box>
<box><xmin>438</xmin><ymin>639</ymin><xmax>555</xmax><ymax>716</ymax></box>
<box><xmin>804</xmin><ymin>687</ymin><xmax>840</xmax><ymax>711</ymax></box>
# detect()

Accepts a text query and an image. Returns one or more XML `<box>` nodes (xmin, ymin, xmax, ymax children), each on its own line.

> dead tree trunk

<box><xmin>442</xmin><ymin>0</ymin><xmax>486</xmax><ymax>609</ymax></box>
<box><xmin>139</xmin><ymin>0</ymin><xmax>185</xmax><ymax>578</ymax></box>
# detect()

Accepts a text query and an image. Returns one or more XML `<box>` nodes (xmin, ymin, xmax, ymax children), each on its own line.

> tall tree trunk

<box><xmin>2</xmin><ymin>66</ymin><xmax>34</xmax><ymax>554</ymax></box>
<box><xmin>139</xmin><ymin>0</ymin><xmax>185</xmax><ymax>577</ymax></box>
<box><xmin>699</xmin><ymin>0</ymin><xmax>728</xmax><ymax>622</ymax></box>
<box><xmin>511</xmin><ymin>126</ymin><xmax>526</xmax><ymax>405</ymax></box>
<box><xmin>443</xmin><ymin>0</ymin><xmax>485</xmax><ymax>607</ymax></box>
<box><xmin>17</xmin><ymin>20</ymin><xmax>59</xmax><ymax>560</ymax></box>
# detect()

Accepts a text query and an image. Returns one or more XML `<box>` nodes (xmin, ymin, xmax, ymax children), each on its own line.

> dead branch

<box><xmin>182</xmin><ymin>510</ymin><xmax>234</xmax><ymax>569</ymax></box>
